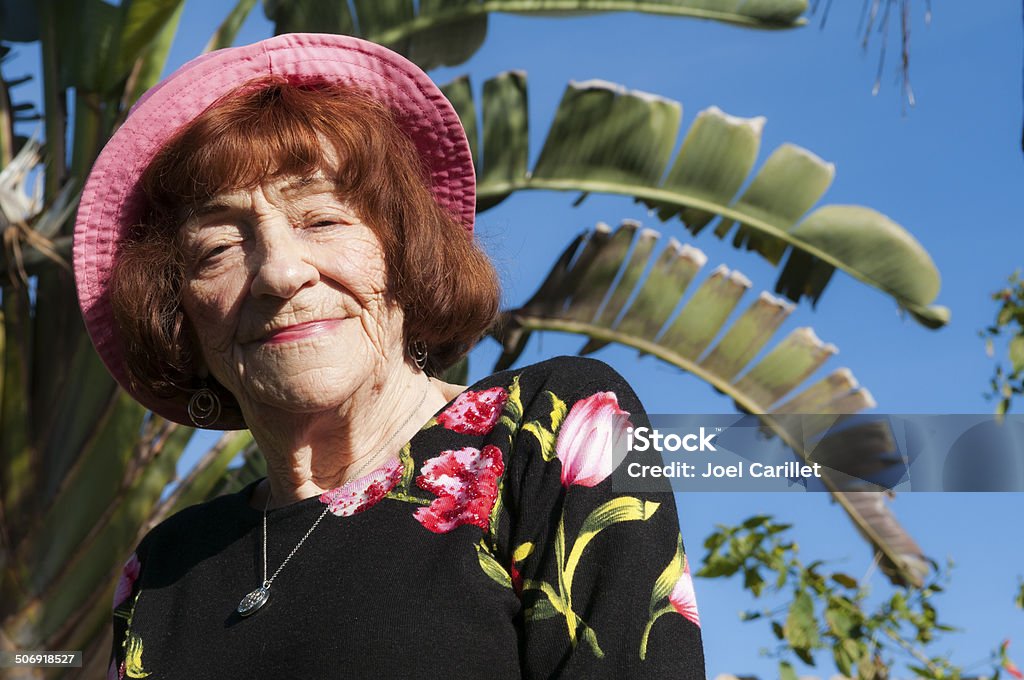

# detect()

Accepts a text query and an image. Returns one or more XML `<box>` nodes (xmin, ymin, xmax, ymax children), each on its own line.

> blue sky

<box><xmin>9</xmin><ymin>1</ymin><xmax>1024</xmax><ymax>676</ymax></box>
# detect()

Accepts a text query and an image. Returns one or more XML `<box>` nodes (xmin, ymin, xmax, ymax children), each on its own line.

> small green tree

<box><xmin>981</xmin><ymin>270</ymin><xmax>1024</xmax><ymax>415</ymax></box>
<box><xmin>699</xmin><ymin>516</ymin><xmax>1024</xmax><ymax>680</ymax></box>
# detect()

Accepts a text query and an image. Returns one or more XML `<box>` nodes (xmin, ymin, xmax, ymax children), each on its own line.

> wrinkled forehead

<box><xmin>179</xmin><ymin>172</ymin><xmax>352</xmax><ymax>231</ymax></box>
<box><xmin>201</xmin><ymin>171</ymin><xmax>337</xmax><ymax>207</ymax></box>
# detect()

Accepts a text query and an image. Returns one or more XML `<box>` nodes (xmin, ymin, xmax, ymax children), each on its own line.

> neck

<box><xmin>244</xmin><ymin>362</ymin><xmax>461</xmax><ymax>509</ymax></box>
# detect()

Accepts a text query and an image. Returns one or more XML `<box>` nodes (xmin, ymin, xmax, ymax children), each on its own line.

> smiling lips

<box><xmin>260</xmin><ymin>319</ymin><xmax>345</xmax><ymax>344</ymax></box>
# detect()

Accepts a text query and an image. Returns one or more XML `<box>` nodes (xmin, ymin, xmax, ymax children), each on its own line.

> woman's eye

<box><xmin>201</xmin><ymin>244</ymin><xmax>232</xmax><ymax>261</ymax></box>
<box><xmin>306</xmin><ymin>216</ymin><xmax>346</xmax><ymax>228</ymax></box>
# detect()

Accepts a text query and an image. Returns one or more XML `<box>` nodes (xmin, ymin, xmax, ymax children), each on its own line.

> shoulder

<box><xmin>511</xmin><ymin>355</ymin><xmax>645</xmax><ymax>419</ymax></box>
<box><xmin>502</xmin><ymin>355</ymin><xmax>636</xmax><ymax>398</ymax></box>
<box><xmin>480</xmin><ymin>356</ymin><xmax>649</xmax><ymax>477</ymax></box>
<box><xmin>134</xmin><ymin>487</ymin><xmax>249</xmax><ymax>561</ymax></box>
<box><xmin>516</xmin><ymin>354</ymin><xmax>624</xmax><ymax>379</ymax></box>
<box><xmin>457</xmin><ymin>356</ymin><xmax>646</xmax><ymax>436</ymax></box>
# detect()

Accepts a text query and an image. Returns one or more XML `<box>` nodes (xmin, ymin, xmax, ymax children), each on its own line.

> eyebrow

<box><xmin>187</xmin><ymin>176</ymin><xmax>338</xmax><ymax>221</ymax></box>
<box><xmin>281</xmin><ymin>175</ymin><xmax>335</xmax><ymax>195</ymax></box>
<box><xmin>190</xmin><ymin>202</ymin><xmax>234</xmax><ymax>219</ymax></box>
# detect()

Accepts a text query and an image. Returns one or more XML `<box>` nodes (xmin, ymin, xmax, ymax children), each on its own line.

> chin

<box><xmin>245</xmin><ymin>372</ymin><xmax>362</xmax><ymax>415</ymax></box>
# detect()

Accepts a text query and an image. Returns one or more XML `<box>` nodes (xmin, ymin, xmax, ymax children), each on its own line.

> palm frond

<box><xmin>493</xmin><ymin>221</ymin><xmax>929</xmax><ymax>586</ymax></box>
<box><xmin>442</xmin><ymin>73</ymin><xmax>947</xmax><ymax>328</ymax></box>
<box><xmin>265</xmin><ymin>0</ymin><xmax>809</xmax><ymax>70</ymax></box>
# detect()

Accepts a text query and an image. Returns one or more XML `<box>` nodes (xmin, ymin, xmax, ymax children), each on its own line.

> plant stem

<box><xmin>37</xmin><ymin>0</ymin><xmax>67</xmax><ymax>205</ymax></box>
<box><xmin>384</xmin><ymin>491</ymin><xmax>431</xmax><ymax>505</ymax></box>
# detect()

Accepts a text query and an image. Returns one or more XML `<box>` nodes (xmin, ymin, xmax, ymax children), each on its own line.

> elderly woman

<box><xmin>74</xmin><ymin>34</ymin><xmax>704</xmax><ymax>679</ymax></box>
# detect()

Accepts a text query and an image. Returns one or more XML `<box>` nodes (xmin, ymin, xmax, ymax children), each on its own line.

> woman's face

<box><xmin>178</xmin><ymin>172</ymin><xmax>404</xmax><ymax>416</ymax></box>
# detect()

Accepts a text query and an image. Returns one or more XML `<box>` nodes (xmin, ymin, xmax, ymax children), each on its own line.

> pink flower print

<box><xmin>414</xmin><ymin>445</ymin><xmax>504</xmax><ymax>533</ymax></box>
<box><xmin>669</xmin><ymin>563</ymin><xmax>700</xmax><ymax>627</ymax></box>
<box><xmin>555</xmin><ymin>391</ymin><xmax>633</xmax><ymax>488</ymax></box>
<box><xmin>320</xmin><ymin>458</ymin><xmax>403</xmax><ymax>517</ymax></box>
<box><xmin>437</xmin><ymin>387</ymin><xmax>508</xmax><ymax>435</ymax></box>
<box><xmin>112</xmin><ymin>552</ymin><xmax>141</xmax><ymax>610</ymax></box>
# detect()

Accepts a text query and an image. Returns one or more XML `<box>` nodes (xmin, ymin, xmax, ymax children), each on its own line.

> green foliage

<box><xmin>448</xmin><ymin>72</ymin><xmax>948</xmax><ymax>326</ymax></box>
<box><xmin>0</xmin><ymin>1</ymin><xmax>961</xmax><ymax>678</ymax></box>
<box><xmin>205</xmin><ymin>0</ymin><xmax>260</xmax><ymax>52</ymax></box>
<box><xmin>0</xmin><ymin>6</ymin><xmax>248</xmax><ymax>674</ymax></box>
<box><xmin>264</xmin><ymin>0</ymin><xmax>809</xmax><ymax>70</ymax></box>
<box><xmin>489</xmin><ymin>222</ymin><xmax>929</xmax><ymax>596</ymax></box>
<box><xmin>697</xmin><ymin>516</ymin><xmax>1019</xmax><ymax>679</ymax></box>
<box><xmin>981</xmin><ymin>269</ymin><xmax>1024</xmax><ymax>415</ymax></box>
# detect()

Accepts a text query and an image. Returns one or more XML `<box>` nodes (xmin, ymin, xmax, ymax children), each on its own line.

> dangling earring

<box><xmin>408</xmin><ymin>340</ymin><xmax>428</xmax><ymax>371</ymax></box>
<box><xmin>188</xmin><ymin>383</ymin><xmax>222</xmax><ymax>428</ymax></box>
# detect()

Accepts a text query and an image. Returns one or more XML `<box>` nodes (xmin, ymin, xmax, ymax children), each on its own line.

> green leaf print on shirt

<box><xmin>519</xmin><ymin>495</ymin><xmax>662</xmax><ymax>658</ymax></box>
<box><xmin>515</xmin><ymin>387</ymin><xmax>674</xmax><ymax>660</ymax></box>
<box><xmin>522</xmin><ymin>390</ymin><xmax>568</xmax><ymax>461</ymax></box>
<box><xmin>497</xmin><ymin>375</ymin><xmax>523</xmax><ymax>437</ymax></box>
<box><xmin>124</xmin><ymin>634</ymin><xmax>150</xmax><ymax>678</ymax></box>
<box><xmin>397</xmin><ymin>441</ymin><xmax>416</xmax><ymax>493</ymax></box>
<box><xmin>475</xmin><ymin>538</ymin><xmax>513</xmax><ymax>589</ymax></box>
<box><xmin>641</xmin><ymin>532</ymin><xmax>686</xmax><ymax>659</ymax></box>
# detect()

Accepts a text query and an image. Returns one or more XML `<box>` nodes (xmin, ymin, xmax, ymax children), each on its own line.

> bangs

<box><xmin>140</xmin><ymin>75</ymin><xmax>412</xmax><ymax>226</ymax></box>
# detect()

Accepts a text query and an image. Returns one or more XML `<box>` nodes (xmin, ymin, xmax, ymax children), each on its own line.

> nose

<box><xmin>248</xmin><ymin>221</ymin><xmax>319</xmax><ymax>299</ymax></box>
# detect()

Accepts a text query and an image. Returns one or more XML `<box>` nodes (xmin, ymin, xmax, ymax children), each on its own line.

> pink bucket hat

<box><xmin>73</xmin><ymin>33</ymin><xmax>475</xmax><ymax>428</ymax></box>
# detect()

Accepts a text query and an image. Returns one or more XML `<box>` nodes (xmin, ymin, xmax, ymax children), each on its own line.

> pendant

<box><xmin>237</xmin><ymin>585</ymin><xmax>270</xmax><ymax>617</ymax></box>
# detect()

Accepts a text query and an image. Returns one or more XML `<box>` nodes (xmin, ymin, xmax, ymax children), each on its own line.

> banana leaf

<box><xmin>205</xmin><ymin>0</ymin><xmax>261</xmax><ymax>53</ymax></box>
<box><xmin>264</xmin><ymin>0</ymin><xmax>809</xmax><ymax>70</ymax></box>
<box><xmin>493</xmin><ymin>221</ymin><xmax>929</xmax><ymax>587</ymax></box>
<box><xmin>442</xmin><ymin>73</ymin><xmax>948</xmax><ymax>329</ymax></box>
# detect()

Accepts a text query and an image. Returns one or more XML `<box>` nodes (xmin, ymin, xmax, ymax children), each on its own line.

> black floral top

<box><xmin>108</xmin><ymin>356</ymin><xmax>705</xmax><ymax>679</ymax></box>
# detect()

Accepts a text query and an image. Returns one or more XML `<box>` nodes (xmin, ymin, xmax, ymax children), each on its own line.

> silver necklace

<box><xmin>237</xmin><ymin>378</ymin><xmax>431</xmax><ymax>617</ymax></box>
